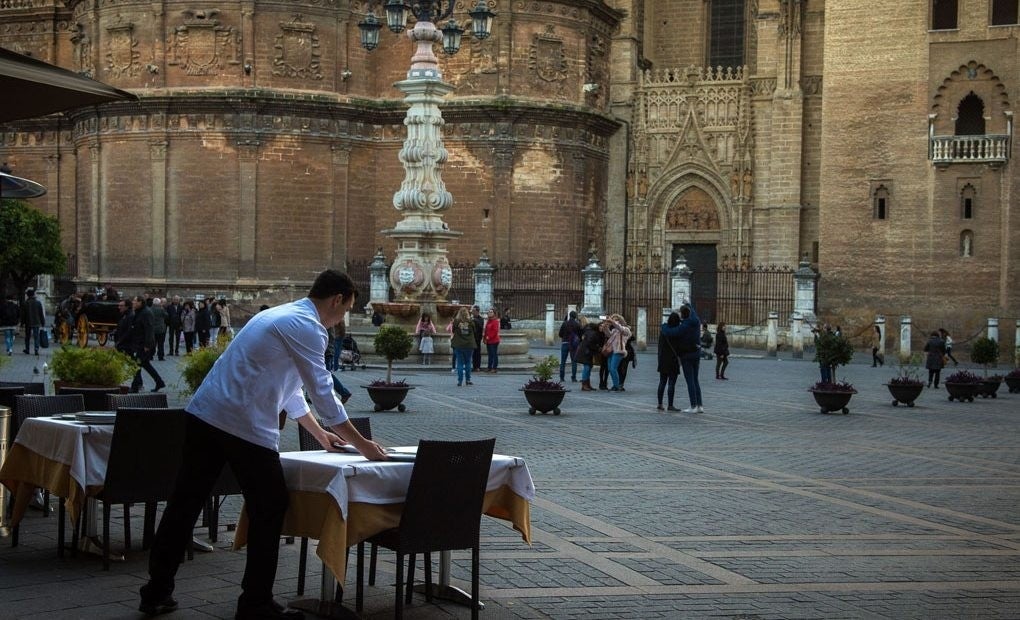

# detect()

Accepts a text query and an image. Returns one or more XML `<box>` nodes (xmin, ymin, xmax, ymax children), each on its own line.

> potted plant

<box><xmin>970</xmin><ymin>336</ymin><xmax>1002</xmax><ymax>398</ymax></box>
<box><xmin>886</xmin><ymin>353</ymin><xmax>925</xmax><ymax>407</ymax></box>
<box><xmin>809</xmin><ymin>331</ymin><xmax>857</xmax><ymax>414</ymax></box>
<box><xmin>520</xmin><ymin>355</ymin><xmax>568</xmax><ymax>415</ymax></box>
<box><xmin>364</xmin><ymin>325</ymin><xmax>415</xmax><ymax>412</ymax></box>
<box><xmin>943</xmin><ymin>370</ymin><xmax>983</xmax><ymax>402</ymax></box>
<box><xmin>50</xmin><ymin>345</ymin><xmax>137</xmax><ymax>391</ymax></box>
<box><xmin>1006</xmin><ymin>368</ymin><xmax>1020</xmax><ymax>394</ymax></box>
<box><xmin>179</xmin><ymin>345</ymin><xmax>225</xmax><ymax>396</ymax></box>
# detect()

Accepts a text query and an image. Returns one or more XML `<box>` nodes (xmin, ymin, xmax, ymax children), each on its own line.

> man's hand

<box><xmin>318</xmin><ymin>429</ymin><xmax>345</xmax><ymax>452</ymax></box>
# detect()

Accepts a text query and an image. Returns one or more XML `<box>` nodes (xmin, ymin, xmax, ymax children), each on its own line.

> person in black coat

<box><xmin>195</xmin><ymin>299</ymin><xmax>212</xmax><ymax>348</ymax></box>
<box><xmin>113</xmin><ymin>299</ymin><xmax>134</xmax><ymax>354</ymax></box>
<box><xmin>128</xmin><ymin>295</ymin><xmax>165</xmax><ymax>392</ymax></box>
<box><xmin>471</xmin><ymin>305</ymin><xmax>485</xmax><ymax>371</ymax></box>
<box><xmin>165</xmin><ymin>296</ymin><xmax>183</xmax><ymax>356</ymax></box>
<box><xmin>657</xmin><ymin>312</ymin><xmax>683</xmax><ymax>410</ymax></box>
<box><xmin>714</xmin><ymin>322</ymin><xmax>730</xmax><ymax>380</ymax></box>
<box><xmin>575</xmin><ymin>318</ymin><xmax>602</xmax><ymax>391</ymax></box>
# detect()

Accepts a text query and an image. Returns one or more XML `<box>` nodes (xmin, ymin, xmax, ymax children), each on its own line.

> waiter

<box><xmin>140</xmin><ymin>270</ymin><xmax>387</xmax><ymax>619</ymax></box>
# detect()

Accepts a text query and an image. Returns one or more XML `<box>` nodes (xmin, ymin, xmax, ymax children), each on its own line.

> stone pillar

<box><xmin>767</xmin><ymin>312</ymin><xmax>779</xmax><ymax>357</ymax></box>
<box><xmin>1015</xmin><ymin>320</ymin><xmax>1020</xmax><ymax>367</ymax></box>
<box><xmin>544</xmin><ymin>304</ymin><xmax>556</xmax><ymax>345</ymax></box>
<box><xmin>636</xmin><ymin>307</ymin><xmax>647</xmax><ymax>351</ymax></box>
<box><xmin>899</xmin><ymin>316</ymin><xmax>912</xmax><ymax>363</ymax></box>
<box><xmin>236</xmin><ymin>138</ymin><xmax>259</xmax><ymax>279</ymax></box>
<box><xmin>875</xmin><ymin>315</ymin><xmax>886</xmax><ymax>361</ymax></box>
<box><xmin>987</xmin><ymin>317</ymin><xmax>999</xmax><ymax>343</ymax></box>
<box><xmin>368</xmin><ymin>248</ymin><xmax>389</xmax><ymax>308</ymax></box>
<box><xmin>473</xmin><ymin>249</ymin><xmax>494</xmax><ymax>311</ymax></box>
<box><xmin>580</xmin><ymin>251</ymin><xmax>605</xmax><ymax>318</ymax></box>
<box><xmin>791</xmin><ymin>312</ymin><xmax>804</xmax><ymax>359</ymax></box>
<box><xmin>661</xmin><ymin>307</ymin><xmax>671</xmax><ymax>325</ymax></box>
<box><xmin>149</xmin><ymin>141</ymin><xmax>167</xmax><ymax>278</ymax></box>
<box><xmin>793</xmin><ymin>254</ymin><xmax>817</xmax><ymax>321</ymax></box>
<box><xmin>670</xmin><ymin>251</ymin><xmax>692</xmax><ymax>310</ymax></box>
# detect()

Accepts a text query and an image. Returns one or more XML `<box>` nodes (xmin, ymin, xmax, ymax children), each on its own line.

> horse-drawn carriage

<box><xmin>53</xmin><ymin>301</ymin><xmax>121</xmax><ymax>347</ymax></box>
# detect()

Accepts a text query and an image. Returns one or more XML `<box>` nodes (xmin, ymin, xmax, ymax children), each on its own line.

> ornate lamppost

<box><xmin>358</xmin><ymin>1</ymin><xmax>496</xmax><ymax>310</ymax></box>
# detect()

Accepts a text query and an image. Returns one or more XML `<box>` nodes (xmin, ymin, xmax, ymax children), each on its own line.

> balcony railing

<box><xmin>931</xmin><ymin>134</ymin><xmax>1010</xmax><ymax>165</ymax></box>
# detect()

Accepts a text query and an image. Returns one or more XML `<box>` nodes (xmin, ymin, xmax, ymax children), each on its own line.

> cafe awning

<box><xmin>0</xmin><ymin>47</ymin><xmax>138</xmax><ymax>123</ymax></box>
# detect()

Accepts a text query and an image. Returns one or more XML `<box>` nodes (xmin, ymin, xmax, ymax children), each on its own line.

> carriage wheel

<box><xmin>97</xmin><ymin>331</ymin><xmax>109</xmax><ymax>347</ymax></box>
<box><xmin>553</xmin><ymin>408</ymin><xmax>561</xmax><ymax>416</ymax></box>
<box><xmin>57</xmin><ymin>320</ymin><xmax>71</xmax><ymax>345</ymax></box>
<box><xmin>841</xmin><ymin>407</ymin><xmax>849</xmax><ymax>415</ymax></box>
<box><xmin>76</xmin><ymin>315</ymin><xmax>89</xmax><ymax>347</ymax></box>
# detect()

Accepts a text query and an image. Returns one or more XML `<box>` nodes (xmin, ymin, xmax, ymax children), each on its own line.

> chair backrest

<box><xmin>56</xmin><ymin>385</ymin><xmax>123</xmax><ymax>411</ymax></box>
<box><xmin>0</xmin><ymin>386</ymin><xmax>25</xmax><ymax>412</ymax></box>
<box><xmin>100</xmin><ymin>408</ymin><xmax>187</xmax><ymax>504</ymax></box>
<box><xmin>107</xmin><ymin>392</ymin><xmax>168</xmax><ymax>410</ymax></box>
<box><xmin>12</xmin><ymin>394</ymin><xmax>86</xmax><ymax>441</ymax></box>
<box><xmin>297</xmin><ymin>416</ymin><xmax>372</xmax><ymax>451</ymax></box>
<box><xmin>398</xmin><ymin>438</ymin><xmax>495</xmax><ymax>554</ymax></box>
<box><xmin>0</xmin><ymin>381</ymin><xmax>45</xmax><ymax>395</ymax></box>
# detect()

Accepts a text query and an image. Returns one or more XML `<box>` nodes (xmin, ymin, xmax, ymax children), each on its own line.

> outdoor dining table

<box><xmin>233</xmin><ymin>448</ymin><xmax>536</xmax><ymax>617</ymax></box>
<box><xmin>0</xmin><ymin>416</ymin><xmax>112</xmax><ymax>531</ymax></box>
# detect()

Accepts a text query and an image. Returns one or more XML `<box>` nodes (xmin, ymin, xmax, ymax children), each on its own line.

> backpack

<box><xmin>1</xmin><ymin>302</ymin><xmax>19</xmax><ymax>326</ymax></box>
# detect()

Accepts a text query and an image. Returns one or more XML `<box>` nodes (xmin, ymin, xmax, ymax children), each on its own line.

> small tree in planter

<box><xmin>886</xmin><ymin>353</ymin><xmax>925</xmax><ymax>407</ymax></box>
<box><xmin>365</xmin><ymin>325</ymin><xmax>415</xmax><ymax>412</ymax></box>
<box><xmin>179</xmin><ymin>345</ymin><xmax>225</xmax><ymax>396</ymax></box>
<box><xmin>970</xmin><ymin>337</ymin><xmax>1002</xmax><ymax>398</ymax></box>
<box><xmin>521</xmin><ymin>355</ymin><xmax>568</xmax><ymax>416</ymax></box>
<box><xmin>50</xmin><ymin>345</ymin><xmax>138</xmax><ymax>388</ymax></box>
<box><xmin>810</xmin><ymin>332</ymin><xmax>857</xmax><ymax>414</ymax></box>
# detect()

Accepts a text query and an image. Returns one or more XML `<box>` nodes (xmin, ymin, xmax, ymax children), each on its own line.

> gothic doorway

<box><xmin>672</xmin><ymin>243</ymin><xmax>718</xmax><ymax>322</ymax></box>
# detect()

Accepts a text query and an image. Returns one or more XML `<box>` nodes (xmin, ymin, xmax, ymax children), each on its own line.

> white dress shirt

<box><xmin>187</xmin><ymin>297</ymin><xmax>347</xmax><ymax>451</ymax></box>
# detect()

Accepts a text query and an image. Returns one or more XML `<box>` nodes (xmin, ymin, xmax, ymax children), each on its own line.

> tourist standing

<box><xmin>714</xmin><ymin>322</ymin><xmax>730</xmax><ymax>380</ymax></box>
<box><xmin>450</xmin><ymin>307</ymin><xmax>477</xmax><ymax>386</ymax></box>
<box><xmin>657</xmin><ymin>311</ymin><xmax>682</xmax><ymax>411</ymax></box>
<box><xmin>558</xmin><ymin>310</ymin><xmax>581</xmax><ymax>382</ymax></box>
<box><xmin>674</xmin><ymin>303</ymin><xmax>704</xmax><ymax>413</ymax></box>
<box><xmin>924</xmin><ymin>331</ymin><xmax>946</xmax><ymax>389</ymax></box>
<box><xmin>415</xmin><ymin>313</ymin><xmax>436</xmax><ymax>365</ymax></box>
<box><xmin>604</xmin><ymin>314</ymin><xmax>631</xmax><ymax>392</ymax></box>
<box><xmin>483</xmin><ymin>308</ymin><xmax>501</xmax><ymax>373</ymax></box>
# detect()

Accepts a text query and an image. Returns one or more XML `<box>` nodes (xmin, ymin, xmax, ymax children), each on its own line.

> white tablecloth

<box><xmin>15</xmin><ymin>417</ymin><xmax>113</xmax><ymax>491</ymax></box>
<box><xmin>279</xmin><ymin>447</ymin><xmax>536</xmax><ymax>520</ymax></box>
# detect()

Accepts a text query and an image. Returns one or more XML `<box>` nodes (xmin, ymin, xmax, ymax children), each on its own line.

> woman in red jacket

<box><xmin>483</xmin><ymin>308</ymin><xmax>501</xmax><ymax>373</ymax></box>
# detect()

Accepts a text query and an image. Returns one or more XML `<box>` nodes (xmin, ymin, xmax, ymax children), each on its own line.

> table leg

<box><xmin>289</xmin><ymin>561</ymin><xmax>360</xmax><ymax>619</ymax></box>
<box><xmin>76</xmin><ymin>498</ymin><xmax>124</xmax><ymax>561</ymax></box>
<box><xmin>412</xmin><ymin>550</ymin><xmax>484</xmax><ymax>609</ymax></box>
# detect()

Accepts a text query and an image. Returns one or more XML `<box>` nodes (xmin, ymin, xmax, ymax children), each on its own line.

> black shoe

<box><xmin>22</xmin><ymin>349</ymin><xmax>29</xmax><ymax>354</ymax></box>
<box><xmin>340</xmin><ymin>393</ymin><xmax>351</xmax><ymax>404</ymax></box>
<box><xmin>235</xmin><ymin>599</ymin><xmax>304</xmax><ymax>619</ymax></box>
<box><xmin>151</xmin><ymin>383</ymin><xmax>166</xmax><ymax>393</ymax></box>
<box><xmin>139</xmin><ymin>594</ymin><xmax>179</xmax><ymax>616</ymax></box>
<box><xmin>130</xmin><ymin>387</ymin><xmax>141</xmax><ymax>393</ymax></box>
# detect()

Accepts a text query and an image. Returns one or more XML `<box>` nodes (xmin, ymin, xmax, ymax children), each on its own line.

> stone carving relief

<box><xmin>106</xmin><ymin>18</ymin><xmax>140</xmax><ymax>77</ymax></box>
<box><xmin>778</xmin><ymin>0</ymin><xmax>805</xmax><ymax>38</ymax></box>
<box><xmin>273</xmin><ymin>14</ymin><xmax>322</xmax><ymax>80</ymax></box>
<box><xmin>71</xmin><ymin>22</ymin><xmax>94</xmax><ymax>78</ymax></box>
<box><xmin>168</xmin><ymin>9</ymin><xmax>241</xmax><ymax>75</ymax></box>
<box><xmin>665</xmin><ymin>188</ymin><xmax>720</xmax><ymax>231</ymax></box>
<box><xmin>438</xmin><ymin>37</ymin><xmax>496</xmax><ymax>90</ymax></box>
<box><xmin>529</xmin><ymin>26</ymin><xmax>567</xmax><ymax>86</ymax></box>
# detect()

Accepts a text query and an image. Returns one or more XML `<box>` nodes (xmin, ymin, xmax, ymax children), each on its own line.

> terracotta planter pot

<box><xmin>363</xmin><ymin>385</ymin><xmax>414</xmax><ymax>412</ymax></box>
<box><xmin>886</xmin><ymin>383</ymin><xmax>924</xmax><ymax>407</ymax></box>
<box><xmin>521</xmin><ymin>388</ymin><xmax>567</xmax><ymax>415</ymax></box>
<box><xmin>809</xmin><ymin>388</ymin><xmax>857</xmax><ymax>414</ymax></box>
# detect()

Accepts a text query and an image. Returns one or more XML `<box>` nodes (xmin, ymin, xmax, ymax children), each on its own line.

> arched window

<box><xmin>960</xmin><ymin>184</ymin><xmax>976</xmax><ymax>219</ymax></box>
<box><xmin>708</xmin><ymin>0</ymin><xmax>745</xmax><ymax>70</ymax></box>
<box><xmin>932</xmin><ymin>0</ymin><xmax>958</xmax><ymax>29</ymax></box>
<box><xmin>873</xmin><ymin>185</ymin><xmax>890</xmax><ymax>220</ymax></box>
<box><xmin>960</xmin><ymin>230</ymin><xmax>974</xmax><ymax>257</ymax></box>
<box><xmin>956</xmin><ymin>93</ymin><xmax>986</xmax><ymax>135</ymax></box>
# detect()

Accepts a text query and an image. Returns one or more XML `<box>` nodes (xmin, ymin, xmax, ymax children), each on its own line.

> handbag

<box><xmin>600</xmin><ymin>335</ymin><xmax>614</xmax><ymax>357</ymax></box>
<box><xmin>40</xmin><ymin>328</ymin><xmax>50</xmax><ymax>348</ymax></box>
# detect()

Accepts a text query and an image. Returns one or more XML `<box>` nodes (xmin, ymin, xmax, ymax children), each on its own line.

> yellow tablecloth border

<box><xmin>0</xmin><ymin>442</ymin><xmax>90</xmax><ymax>526</ymax></box>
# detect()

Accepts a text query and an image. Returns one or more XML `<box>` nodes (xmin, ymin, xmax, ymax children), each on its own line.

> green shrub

<box><xmin>813</xmin><ymin>331</ymin><xmax>854</xmax><ymax>382</ymax></box>
<box><xmin>179</xmin><ymin>346</ymin><xmax>225</xmax><ymax>395</ymax></box>
<box><xmin>373</xmin><ymin>325</ymin><xmax>413</xmax><ymax>384</ymax></box>
<box><xmin>523</xmin><ymin>355</ymin><xmax>564</xmax><ymax>390</ymax></box>
<box><xmin>50</xmin><ymin>345</ymin><xmax>138</xmax><ymax>386</ymax></box>
<box><xmin>970</xmin><ymin>337</ymin><xmax>999</xmax><ymax>375</ymax></box>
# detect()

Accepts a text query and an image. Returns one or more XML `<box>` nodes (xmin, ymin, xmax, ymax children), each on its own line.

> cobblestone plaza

<box><xmin>2</xmin><ymin>347</ymin><xmax>1019</xmax><ymax>619</ymax></box>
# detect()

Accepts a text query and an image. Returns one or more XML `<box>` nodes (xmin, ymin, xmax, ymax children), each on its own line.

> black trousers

<box><xmin>155</xmin><ymin>331</ymin><xmax>166</xmax><ymax>360</ymax></box>
<box><xmin>143</xmin><ymin>415</ymin><xmax>288</xmax><ymax>607</ymax></box>
<box><xmin>472</xmin><ymin>341</ymin><xmax>482</xmax><ymax>370</ymax></box>
<box><xmin>168</xmin><ymin>327</ymin><xmax>182</xmax><ymax>354</ymax></box>
<box><xmin>132</xmin><ymin>350</ymin><xmax>165</xmax><ymax>391</ymax></box>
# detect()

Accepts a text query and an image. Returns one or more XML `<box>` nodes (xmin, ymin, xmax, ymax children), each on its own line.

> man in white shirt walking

<box><xmin>140</xmin><ymin>270</ymin><xmax>387</xmax><ymax>619</ymax></box>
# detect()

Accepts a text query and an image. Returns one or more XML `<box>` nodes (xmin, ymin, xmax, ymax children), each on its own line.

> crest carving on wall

<box><xmin>105</xmin><ymin>18</ymin><xmax>140</xmax><ymax>78</ymax></box>
<box><xmin>273</xmin><ymin>14</ymin><xmax>322</xmax><ymax>80</ymax></box>
<box><xmin>665</xmin><ymin>189</ymin><xmax>720</xmax><ymax>231</ymax></box>
<box><xmin>529</xmin><ymin>26</ymin><xmax>567</xmax><ymax>84</ymax></box>
<box><xmin>168</xmin><ymin>9</ymin><xmax>241</xmax><ymax>75</ymax></box>
<box><xmin>439</xmin><ymin>37</ymin><xmax>497</xmax><ymax>89</ymax></box>
<box><xmin>71</xmin><ymin>22</ymin><xmax>94</xmax><ymax>78</ymax></box>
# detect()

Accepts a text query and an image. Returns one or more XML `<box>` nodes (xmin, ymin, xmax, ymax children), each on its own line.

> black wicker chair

<box><xmin>56</xmin><ymin>385</ymin><xmax>123</xmax><ymax>411</ymax></box>
<box><xmin>355</xmin><ymin>438</ymin><xmax>495</xmax><ymax>620</ymax></box>
<box><xmin>9</xmin><ymin>394</ymin><xmax>85</xmax><ymax>551</ymax></box>
<box><xmin>95</xmin><ymin>408</ymin><xmax>187</xmax><ymax>570</ymax></box>
<box><xmin>106</xmin><ymin>392</ymin><xmax>168</xmax><ymax>410</ymax></box>
<box><xmin>296</xmin><ymin>417</ymin><xmax>373</xmax><ymax>597</ymax></box>
<box><xmin>0</xmin><ymin>380</ymin><xmax>45</xmax><ymax>394</ymax></box>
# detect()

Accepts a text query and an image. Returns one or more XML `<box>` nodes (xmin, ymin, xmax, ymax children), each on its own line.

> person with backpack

<box><xmin>558</xmin><ymin>310</ymin><xmax>582</xmax><ymax>382</ymax></box>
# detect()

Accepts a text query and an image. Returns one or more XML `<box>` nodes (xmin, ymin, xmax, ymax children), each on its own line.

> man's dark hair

<box><xmin>568</xmin><ymin>310</ymin><xmax>577</xmax><ymax>319</ymax></box>
<box><xmin>667</xmin><ymin>312</ymin><xmax>681</xmax><ymax>327</ymax></box>
<box><xmin>309</xmin><ymin>269</ymin><xmax>358</xmax><ymax>301</ymax></box>
<box><xmin>680</xmin><ymin>305</ymin><xmax>691</xmax><ymax>319</ymax></box>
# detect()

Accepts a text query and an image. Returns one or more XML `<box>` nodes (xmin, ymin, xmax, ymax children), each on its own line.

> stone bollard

<box><xmin>671</xmin><ymin>252</ymin><xmax>692</xmax><ymax>310</ymax></box>
<box><xmin>636</xmin><ymin>307</ymin><xmax>647</xmax><ymax>351</ymax></box>
<box><xmin>876</xmin><ymin>315</ymin><xmax>886</xmax><ymax>361</ymax></box>
<box><xmin>792</xmin><ymin>312</ymin><xmax>804</xmax><ymax>359</ymax></box>
<box><xmin>767</xmin><ymin>312</ymin><xmax>779</xmax><ymax>357</ymax></box>
<box><xmin>580</xmin><ymin>251</ymin><xmax>605</xmax><ymax>318</ymax></box>
<box><xmin>473</xmin><ymin>250</ymin><xmax>495</xmax><ymax>312</ymax></box>
<box><xmin>368</xmin><ymin>248</ymin><xmax>389</xmax><ymax>308</ymax></box>
<box><xmin>899</xmin><ymin>316</ymin><xmax>912</xmax><ymax>363</ymax></box>
<box><xmin>793</xmin><ymin>253</ymin><xmax>817</xmax><ymax>323</ymax></box>
<box><xmin>1015</xmin><ymin>320</ymin><xmax>1020</xmax><ymax>367</ymax></box>
<box><xmin>987</xmin><ymin>317</ymin><xmax>999</xmax><ymax>344</ymax></box>
<box><xmin>545</xmin><ymin>304</ymin><xmax>556</xmax><ymax>346</ymax></box>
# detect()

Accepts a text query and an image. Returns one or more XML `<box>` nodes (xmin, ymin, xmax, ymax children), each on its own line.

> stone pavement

<box><xmin>2</xmin><ymin>344</ymin><xmax>1020</xmax><ymax>619</ymax></box>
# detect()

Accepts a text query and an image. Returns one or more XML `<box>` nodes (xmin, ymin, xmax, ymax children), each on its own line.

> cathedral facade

<box><xmin>1</xmin><ymin>0</ymin><xmax>1018</xmax><ymax>331</ymax></box>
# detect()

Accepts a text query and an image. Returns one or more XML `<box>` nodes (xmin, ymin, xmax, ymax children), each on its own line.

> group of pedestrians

<box><xmin>0</xmin><ymin>288</ymin><xmax>47</xmax><ymax>356</ymax></box>
<box><xmin>656</xmin><ymin>303</ymin><xmax>716</xmax><ymax>413</ymax></box>
<box><xmin>445</xmin><ymin>305</ymin><xmax>503</xmax><ymax>386</ymax></box>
